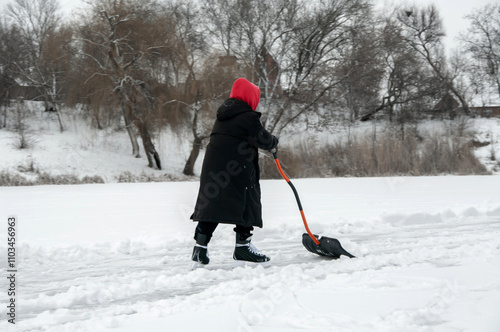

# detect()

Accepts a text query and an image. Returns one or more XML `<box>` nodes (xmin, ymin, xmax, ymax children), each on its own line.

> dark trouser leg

<box><xmin>194</xmin><ymin>222</ymin><xmax>218</xmax><ymax>246</ymax></box>
<box><xmin>234</xmin><ymin>225</ymin><xmax>254</xmax><ymax>244</ymax></box>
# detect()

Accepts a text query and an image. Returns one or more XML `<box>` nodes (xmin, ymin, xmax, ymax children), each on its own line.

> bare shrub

<box><xmin>81</xmin><ymin>175</ymin><xmax>106</xmax><ymax>184</ymax></box>
<box><xmin>36</xmin><ymin>172</ymin><xmax>81</xmax><ymax>185</ymax></box>
<box><xmin>0</xmin><ymin>170</ymin><xmax>105</xmax><ymax>186</ymax></box>
<box><xmin>489</xmin><ymin>132</ymin><xmax>497</xmax><ymax>161</ymax></box>
<box><xmin>447</xmin><ymin>116</ymin><xmax>473</xmax><ymax>139</ymax></box>
<box><xmin>10</xmin><ymin>100</ymin><xmax>38</xmax><ymax>150</ymax></box>
<box><xmin>116</xmin><ymin>171</ymin><xmax>177</xmax><ymax>183</ymax></box>
<box><xmin>10</xmin><ymin>129</ymin><xmax>38</xmax><ymax>150</ymax></box>
<box><xmin>0</xmin><ymin>171</ymin><xmax>31</xmax><ymax>186</ymax></box>
<box><xmin>261</xmin><ymin>124</ymin><xmax>489</xmax><ymax>179</ymax></box>
<box><xmin>16</xmin><ymin>155</ymin><xmax>37</xmax><ymax>173</ymax></box>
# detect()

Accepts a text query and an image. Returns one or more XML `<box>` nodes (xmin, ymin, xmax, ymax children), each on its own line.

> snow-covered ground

<box><xmin>1</xmin><ymin>176</ymin><xmax>500</xmax><ymax>332</ymax></box>
<box><xmin>1</xmin><ymin>103</ymin><xmax>500</xmax><ymax>182</ymax></box>
<box><xmin>1</xmin><ymin>104</ymin><xmax>500</xmax><ymax>331</ymax></box>
<box><xmin>472</xmin><ymin>117</ymin><xmax>500</xmax><ymax>173</ymax></box>
<box><xmin>0</xmin><ymin>104</ymin><xmax>198</xmax><ymax>181</ymax></box>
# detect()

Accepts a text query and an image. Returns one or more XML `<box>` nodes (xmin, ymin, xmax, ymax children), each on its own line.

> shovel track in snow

<box><xmin>8</xmin><ymin>216</ymin><xmax>500</xmax><ymax>331</ymax></box>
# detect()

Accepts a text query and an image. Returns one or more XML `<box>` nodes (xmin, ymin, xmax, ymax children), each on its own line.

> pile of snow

<box><xmin>1</xmin><ymin>176</ymin><xmax>499</xmax><ymax>331</ymax></box>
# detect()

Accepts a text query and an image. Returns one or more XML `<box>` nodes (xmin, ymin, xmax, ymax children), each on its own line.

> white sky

<box><xmin>0</xmin><ymin>0</ymin><xmax>497</xmax><ymax>52</ymax></box>
<box><xmin>374</xmin><ymin>0</ymin><xmax>498</xmax><ymax>53</ymax></box>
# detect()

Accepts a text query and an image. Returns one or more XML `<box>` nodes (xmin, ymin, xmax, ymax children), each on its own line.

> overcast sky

<box><xmin>374</xmin><ymin>0</ymin><xmax>496</xmax><ymax>52</ymax></box>
<box><xmin>0</xmin><ymin>0</ymin><xmax>497</xmax><ymax>53</ymax></box>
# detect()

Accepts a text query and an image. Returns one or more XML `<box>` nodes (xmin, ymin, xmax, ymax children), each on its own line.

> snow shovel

<box><xmin>270</xmin><ymin>149</ymin><xmax>355</xmax><ymax>259</ymax></box>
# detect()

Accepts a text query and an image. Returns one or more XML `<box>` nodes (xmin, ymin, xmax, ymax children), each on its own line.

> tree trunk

<box><xmin>361</xmin><ymin>96</ymin><xmax>391</xmax><ymax>121</ymax></box>
<box><xmin>449</xmin><ymin>85</ymin><xmax>470</xmax><ymax>115</ymax></box>
<box><xmin>117</xmin><ymin>85</ymin><xmax>160</xmax><ymax>169</ymax></box>
<box><xmin>48</xmin><ymin>74</ymin><xmax>64</xmax><ymax>133</ymax></box>
<box><xmin>94</xmin><ymin>109</ymin><xmax>103</xmax><ymax>130</ymax></box>
<box><xmin>183</xmin><ymin>101</ymin><xmax>207</xmax><ymax>176</ymax></box>
<box><xmin>136</xmin><ymin>120</ymin><xmax>161</xmax><ymax>170</ymax></box>
<box><xmin>54</xmin><ymin>106</ymin><xmax>64</xmax><ymax>133</ymax></box>
<box><xmin>183</xmin><ymin>136</ymin><xmax>203</xmax><ymax>176</ymax></box>
<box><xmin>2</xmin><ymin>91</ymin><xmax>7</xmax><ymax>128</ymax></box>
<box><xmin>103</xmin><ymin>13</ymin><xmax>160</xmax><ymax>170</ymax></box>
<box><xmin>121</xmin><ymin>100</ymin><xmax>140</xmax><ymax>158</ymax></box>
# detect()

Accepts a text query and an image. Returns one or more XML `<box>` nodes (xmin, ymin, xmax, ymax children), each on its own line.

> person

<box><xmin>190</xmin><ymin>78</ymin><xmax>279</xmax><ymax>268</ymax></box>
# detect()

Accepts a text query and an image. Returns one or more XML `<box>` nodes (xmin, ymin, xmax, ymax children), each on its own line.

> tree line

<box><xmin>1</xmin><ymin>0</ymin><xmax>499</xmax><ymax>174</ymax></box>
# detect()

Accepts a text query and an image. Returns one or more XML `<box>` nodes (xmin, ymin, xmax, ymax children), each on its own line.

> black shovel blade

<box><xmin>302</xmin><ymin>233</ymin><xmax>356</xmax><ymax>259</ymax></box>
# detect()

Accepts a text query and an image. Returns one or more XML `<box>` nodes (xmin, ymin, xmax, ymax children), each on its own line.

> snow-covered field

<box><xmin>1</xmin><ymin>105</ymin><xmax>500</xmax><ymax>331</ymax></box>
<box><xmin>1</xmin><ymin>176</ymin><xmax>500</xmax><ymax>332</ymax></box>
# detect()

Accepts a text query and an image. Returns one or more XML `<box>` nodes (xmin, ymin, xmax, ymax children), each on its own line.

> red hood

<box><xmin>229</xmin><ymin>78</ymin><xmax>261</xmax><ymax>111</ymax></box>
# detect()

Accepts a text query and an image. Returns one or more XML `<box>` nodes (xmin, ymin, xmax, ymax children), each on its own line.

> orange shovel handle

<box><xmin>272</xmin><ymin>152</ymin><xmax>320</xmax><ymax>246</ymax></box>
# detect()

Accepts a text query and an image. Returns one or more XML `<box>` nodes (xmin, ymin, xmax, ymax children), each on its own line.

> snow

<box><xmin>2</xmin><ymin>103</ymin><xmax>500</xmax><ymax>183</ymax></box>
<box><xmin>1</xmin><ymin>176</ymin><xmax>500</xmax><ymax>332</ymax></box>
<box><xmin>0</xmin><ymin>104</ymin><xmax>201</xmax><ymax>181</ymax></box>
<box><xmin>473</xmin><ymin>117</ymin><xmax>500</xmax><ymax>173</ymax></box>
<box><xmin>1</xmin><ymin>104</ymin><xmax>500</xmax><ymax>331</ymax></box>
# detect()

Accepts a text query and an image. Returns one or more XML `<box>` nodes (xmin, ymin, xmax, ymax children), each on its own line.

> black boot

<box><xmin>233</xmin><ymin>233</ymin><xmax>270</xmax><ymax>267</ymax></box>
<box><xmin>192</xmin><ymin>233</ymin><xmax>210</xmax><ymax>269</ymax></box>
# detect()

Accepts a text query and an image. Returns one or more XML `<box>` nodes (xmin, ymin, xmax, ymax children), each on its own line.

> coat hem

<box><xmin>190</xmin><ymin>217</ymin><xmax>262</xmax><ymax>228</ymax></box>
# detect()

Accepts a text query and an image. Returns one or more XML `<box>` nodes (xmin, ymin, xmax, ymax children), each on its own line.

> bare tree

<box><xmin>181</xmin><ymin>52</ymin><xmax>243</xmax><ymax>176</ymax></box>
<box><xmin>69</xmin><ymin>13</ymin><xmax>121</xmax><ymax>132</ymax></box>
<box><xmin>167</xmin><ymin>2</ymin><xmax>220</xmax><ymax>176</ymax></box>
<box><xmin>361</xmin><ymin>14</ymin><xmax>443</xmax><ymax>122</ymax></box>
<box><xmin>77</xmin><ymin>0</ymin><xmax>190</xmax><ymax>170</ymax></box>
<box><xmin>203</xmin><ymin>0</ymin><xmax>371</xmax><ymax>135</ymax></box>
<box><xmin>201</xmin><ymin>0</ymin><xmax>297</xmax><ymax>109</ymax></box>
<box><xmin>397</xmin><ymin>4</ymin><xmax>469</xmax><ymax>114</ymax></box>
<box><xmin>201</xmin><ymin>0</ymin><xmax>241</xmax><ymax>56</ymax></box>
<box><xmin>0</xmin><ymin>19</ymin><xmax>22</xmax><ymax>128</ymax></box>
<box><xmin>6</xmin><ymin>0</ymin><xmax>61</xmax><ymax>56</ymax></box>
<box><xmin>267</xmin><ymin>0</ymin><xmax>371</xmax><ymax>135</ymax></box>
<box><xmin>336</xmin><ymin>3</ymin><xmax>384</xmax><ymax>122</ymax></box>
<box><xmin>461</xmin><ymin>4</ymin><xmax>500</xmax><ymax>102</ymax></box>
<box><xmin>6</xmin><ymin>0</ymin><xmax>66</xmax><ymax>132</ymax></box>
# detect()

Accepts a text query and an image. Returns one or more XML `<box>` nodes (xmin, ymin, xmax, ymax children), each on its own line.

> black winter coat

<box><xmin>190</xmin><ymin>98</ymin><xmax>278</xmax><ymax>228</ymax></box>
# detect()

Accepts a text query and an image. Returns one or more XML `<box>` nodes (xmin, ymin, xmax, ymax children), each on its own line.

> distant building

<box><xmin>468</xmin><ymin>106</ymin><xmax>500</xmax><ymax>118</ymax></box>
<box><xmin>431</xmin><ymin>93</ymin><xmax>500</xmax><ymax>118</ymax></box>
<box><xmin>216</xmin><ymin>55</ymin><xmax>238</xmax><ymax>68</ymax></box>
<box><xmin>7</xmin><ymin>82</ymin><xmax>44</xmax><ymax>101</ymax></box>
<box><xmin>216</xmin><ymin>50</ymin><xmax>282</xmax><ymax>94</ymax></box>
<box><xmin>255</xmin><ymin>47</ymin><xmax>281</xmax><ymax>94</ymax></box>
<box><xmin>176</xmin><ymin>52</ymin><xmax>283</xmax><ymax>99</ymax></box>
<box><xmin>432</xmin><ymin>93</ymin><xmax>460</xmax><ymax>113</ymax></box>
